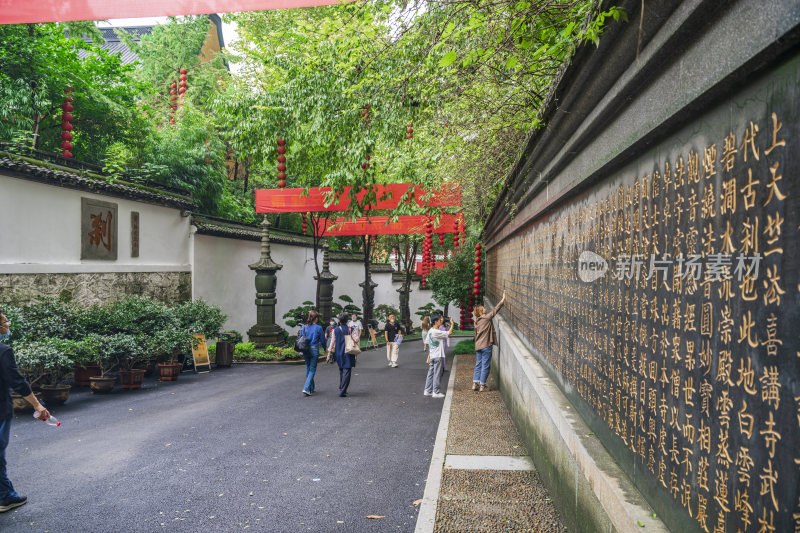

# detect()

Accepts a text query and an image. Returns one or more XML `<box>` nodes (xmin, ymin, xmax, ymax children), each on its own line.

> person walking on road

<box><xmin>347</xmin><ymin>314</ymin><xmax>363</xmax><ymax>340</ymax></box>
<box><xmin>472</xmin><ymin>291</ymin><xmax>506</xmax><ymax>392</ymax></box>
<box><xmin>384</xmin><ymin>314</ymin><xmax>403</xmax><ymax>368</ymax></box>
<box><xmin>424</xmin><ymin>315</ymin><xmax>454</xmax><ymax>398</ymax></box>
<box><xmin>0</xmin><ymin>311</ymin><xmax>51</xmax><ymax>512</ymax></box>
<box><xmin>328</xmin><ymin>313</ymin><xmax>356</xmax><ymax>397</ymax></box>
<box><xmin>300</xmin><ymin>310</ymin><xmax>324</xmax><ymax>397</ymax></box>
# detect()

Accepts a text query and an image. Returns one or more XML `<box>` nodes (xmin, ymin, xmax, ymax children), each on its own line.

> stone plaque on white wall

<box><xmin>81</xmin><ymin>197</ymin><xmax>118</xmax><ymax>260</ymax></box>
<box><xmin>131</xmin><ymin>211</ymin><xmax>139</xmax><ymax>258</ymax></box>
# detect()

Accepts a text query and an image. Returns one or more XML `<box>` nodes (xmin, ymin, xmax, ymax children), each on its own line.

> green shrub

<box><xmin>375</xmin><ymin>304</ymin><xmax>400</xmax><ymax>323</ymax></box>
<box><xmin>234</xmin><ymin>342</ymin><xmax>255</xmax><ymax>355</ymax></box>
<box><xmin>171</xmin><ymin>299</ymin><xmax>226</xmax><ymax>339</ymax></box>
<box><xmin>453</xmin><ymin>340</ymin><xmax>475</xmax><ymax>355</ymax></box>
<box><xmin>3</xmin><ymin>299</ymin><xmax>80</xmax><ymax>344</ymax></box>
<box><xmin>283</xmin><ymin>301</ymin><xmax>315</xmax><ymax>328</ymax></box>
<box><xmin>13</xmin><ymin>337</ymin><xmax>76</xmax><ymax>385</ymax></box>
<box><xmin>219</xmin><ymin>330</ymin><xmax>243</xmax><ymax>344</ymax></box>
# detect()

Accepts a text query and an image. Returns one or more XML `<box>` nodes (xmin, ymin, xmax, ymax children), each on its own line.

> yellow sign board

<box><xmin>191</xmin><ymin>334</ymin><xmax>211</xmax><ymax>372</ymax></box>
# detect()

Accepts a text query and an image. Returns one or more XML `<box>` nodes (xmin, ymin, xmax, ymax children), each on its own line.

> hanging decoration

<box><xmin>60</xmin><ymin>87</ymin><xmax>74</xmax><ymax>158</ymax></box>
<box><xmin>421</xmin><ymin>218</ymin><xmax>433</xmax><ymax>289</ymax></box>
<box><xmin>178</xmin><ymin>68</ymin><xmax>188</xmax><ymax>105</ymax></box>
<box><xmin>460</xmin><ymin>304</ymin><xmax>466</xmax><ymax>330</ymax></box>
<box><xmin>277</xmin><ymin>138</ymin><xmax>287</xmax><ymax>188</ymax></box>
<box><xmin>361</xmin><ymin>153</ymin><xmax>370</xmax><ymax>170</ymax></box>
<box><xmin>394</xmin><ymin>247</ymin><xmax>399</xmax><ymax>269</ymax></box>
<box><xmin>313</xmin><ymin>213</ymin><xmax>463</xmax><ymax>237</ymax></box>
<box><xmin>453</xmin><ymin>218</ymin><xmax>461</xmax><ymax>251</ymax></box>
<box><xmin>256</xmin><ymin>183</ymin><xmax>461</xmax><ymax>213</ymax></box>
<box><xmin>302</xmin><ymin>212</ymin><xmax>308</xmax><ymax>234</ymax></box>
<box><xmin>439</xmin><ymin>232</ymin><xmax>445</xmax><ymax>246</ymax></box>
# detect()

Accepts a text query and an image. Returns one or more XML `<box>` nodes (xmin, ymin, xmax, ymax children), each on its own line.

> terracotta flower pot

<box><xmin>89</xmin><ymin>376</ymin><xmax>116</xmax><ymax>394</ymax></box>
<box><xmin>39</xmin><ymin>384</ymin><xmax>71</xmax><ymax>406</ymax></box>
<box><xmin>74</xmin><ymin>364</ymin><xmax>101</xmax><ymax>386</ymax></box>
<box><xmin>119</xmin><ymin>369</ymin><xmax>146</xmax><ymax>390</ymax></box>
<box><xmin>158</xmin><ymin>363</ymin><xmax>182</xmax><ymax>381</ymax></box>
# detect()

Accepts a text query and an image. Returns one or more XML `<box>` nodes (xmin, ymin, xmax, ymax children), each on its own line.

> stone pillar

<box><xmin>314</xmin><ymin>241</ymin><xmax>338</xmax><ymax>325</ymax></box>
<box><xmin>397</xmin><ymin>284</ymin><xmax>412</xmax><ymax>333</ymax></box>
<box><xmin>247</xmin><ymin>216</ymin><xmax>284</xmax><ymax>347</ymax></box>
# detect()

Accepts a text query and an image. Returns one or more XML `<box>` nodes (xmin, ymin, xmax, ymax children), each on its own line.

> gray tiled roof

<box><xmin>79</xmin><ymin>26</ymin><xmax>153</xmax><ymax>65</ymax></box>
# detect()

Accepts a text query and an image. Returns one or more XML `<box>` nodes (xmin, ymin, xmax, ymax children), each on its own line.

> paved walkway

<box><xmin>416</xmin><ymin>354</ymin><xmax>565</xmax><ymax>533</ymax></box>
<box><xmin>2</xmin><ymin>341</ymin><xmax>444</xmax><ymax>532</ymax></box>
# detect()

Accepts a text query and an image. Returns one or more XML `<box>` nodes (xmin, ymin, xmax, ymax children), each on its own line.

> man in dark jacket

<box><xmin>0</xmin><ymin>312</ymin><xmax>50</xmax><ymax>512</ymax></box>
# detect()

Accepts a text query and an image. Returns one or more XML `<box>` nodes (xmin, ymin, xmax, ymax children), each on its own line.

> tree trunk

<box><xmin>400</xmin><ymin>238</ymin><xmax>418</xmax><ymax>333</ymax></box>
<box><xmin>361</xmin><ymin>235</ymin><xmax>376</xmax><ymax>329</ymax></box>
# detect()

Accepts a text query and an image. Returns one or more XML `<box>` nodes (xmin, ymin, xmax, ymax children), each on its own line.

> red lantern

<box><xmin>277</xmin><ymin>138</ymin><xmax>287</xmax><ymax>188</ymax></box>
<box><xmin>60</xmin><ymin>141</ymin><xmax>73</xmax><ymax>150</ymax></box>
<box><xmin>60</xmin><ymin>122</ymin><xmax>73</xmax><ymax>132</ymax></box>
<box><xmin>61</xmin><ymin>151</ymin><xmax>73</xmax><ymax>158</ymax></box>
<box><xmin>439</xmin><ymin>233</ymin><xmax>444</xmax><ymax>246</ymax></box>
<box><xmin>180</xmin><ymin>68</ymin><xmax>188</xmax><ymax>75</ymax></box>
<box><xmin>61</xmin><ymin>132</ymin><xmax>72</xmax><ymax>141</ymax></box>
<box><xmin>62</xmin><ymin>102</ymin><xmax>73</xmax><ymax>113</ymax></box>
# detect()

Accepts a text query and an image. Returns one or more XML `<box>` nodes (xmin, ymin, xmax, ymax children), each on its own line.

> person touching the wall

<box><xmin>472</xmin><ymin>291</ymin><xmax>506</xmax><ymax>392</ymax></box>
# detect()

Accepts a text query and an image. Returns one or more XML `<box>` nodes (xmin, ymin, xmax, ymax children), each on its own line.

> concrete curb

<box><xmin>415</xmin><ymin>354</ymin><xmax>458</xmax><ymax>533</ymax></box>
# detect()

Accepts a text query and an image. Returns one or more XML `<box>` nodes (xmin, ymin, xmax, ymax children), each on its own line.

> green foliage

<box><xmin>234</xmin><ymin>342</ymin><xmax>256</xmax><ymax>355</ymax></box>
<box><xmin>427</xmin><ymin>245</ymin><xmax>478</xmax><ymax>308</ymax></box>
<box><xmin>2</xmin><ymin>299</ymin><xmax>79</xmax><ymax>345</ymax></box>
<box><xmin>374</xmin><ymin>304</ymin><xmax>400</xmax><ymax>323</ymax></box>
<box><xmin>171</xmin><ymin>299</ymin><xmax>226</xmax><ymax>339</ymax></box>
<box><xmin>0</xmin><ymin>22</ymin><xmax>141</xmax><ymax>163</ymax></box>
<box><xmin>13</xmin><ymin>338</ymin><xmax>76</xmax><ymax>385</ymax></box>
<box><xmin>283</xmin><ymin>301</ymin><xmax>316</xmax><ymax>328</ymax></box>
<box><xmin>220</xmin><ymin>330</ymin><xmax>244</xmax><ymax>344</ymax></box>
<box><xmin>338</xmin><ymin>295</ymin><xmax>362</xmax><ymax>317</ymax></box>
<box><xmin>1</xmin><ymin>296</ymin><xmax>224</xmax><ymax>369</ymax></box>
<box><xmin>452</xmin><ymin>339</ymin><xmax>476</xmax><ymax>355</ymax></box>
<box><xmin>415</xmin><ymin>303</ymin><xmax>442</xmax><ymax>322</ymax></box>
<box><xmin>233</xmin><ymin>344</ymin><xmax>301</xmax><ymax>361</ymax></box>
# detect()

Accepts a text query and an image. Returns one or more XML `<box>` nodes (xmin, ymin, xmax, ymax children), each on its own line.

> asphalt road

<box><xmin>2</xmin><ymin>340</ymin><xmax>448</xmax><ymax>532</ymax></box>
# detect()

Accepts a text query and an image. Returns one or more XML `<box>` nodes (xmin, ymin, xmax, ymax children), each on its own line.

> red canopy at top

<box><xmin>0</xmin><ymin>0</ymin><xmax>344</xmax><ymax>25</ymax></box>
<box><xmin>255</xmin><ymin>183</ymin><xmax>461</xmax><ymax>213</ymax></box>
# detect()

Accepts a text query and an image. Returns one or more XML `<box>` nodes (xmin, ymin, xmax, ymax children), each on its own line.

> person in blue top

<box><xmin>300</xmin><ymin>310</ymin><xmax>324</xmax><ymax>397</ymax></box>
<box><xmin>327</xmin><ymin>313</ymin><xmax>355</xmax><ymax>397</ymax></box>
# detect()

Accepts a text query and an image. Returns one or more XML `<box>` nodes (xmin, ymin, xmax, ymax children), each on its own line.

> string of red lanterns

<box><xmin>178</xmin><ymin>68</ymin><xmax>188</xmax><ymax>106</ymax></box>
<box><xmin>302</xmin><ymin>212</ymin><xmax>307</xmax><ymax>234</ymax></box>
<box><xmin>453</xmin><ymin>218</ymin><xmax>460</xmax><ymax>252</ymax></box>
<box><xmin>421</xmin><ymin>218</ymin><xmax>433</xmax><ymax>288</ymax></box>
<box><xmin>277</xmin><ymin>138</ymin><xmax>287</xmax><ymax>188</ymax></box>
<box><xmin>60</xmin><ymin>87</ymin><xmax>74</xmax><ymax>158</ymax></box>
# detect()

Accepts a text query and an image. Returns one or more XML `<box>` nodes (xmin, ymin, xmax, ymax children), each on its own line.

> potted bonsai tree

<box><xmin>154</xmin><ymin>326</ymin><xmax>190</xmax><ymax>381</ymax></box>
<box><xmin>84</xmin><ymin>334</ymin><xmax>119</xmax><ymax>393</ymax></box>
<box><xmin>12</xmin><ymin>338</ymin><xmax>74</xmax><ymax>408</ymax></box>
<box><xmin>117</xmin><ymin>334</ymin><xmax>149</xmax><ymax>390</ymax></box>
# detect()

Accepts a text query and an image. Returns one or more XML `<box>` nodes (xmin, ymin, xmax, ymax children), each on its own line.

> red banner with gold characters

<box><xmin>313</xmin><ymin>214</ymin><xmax>463</xmax><ymax>237</ymax></box>
<box><xmin>255</xmin><ymin>183</ymin><xmax>461</xmax><ymax>213</ymax></box>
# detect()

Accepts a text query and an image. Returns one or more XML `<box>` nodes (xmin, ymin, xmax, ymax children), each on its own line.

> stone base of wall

<box><xmin>490</xmin><ymin>302</ymin><xmax>668</xmax><ymax>533</ymax></box>
<box><xmin>0</xmin><ymin>271</ymin><xmax>191</xmax><ymax>307</ymax></box>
